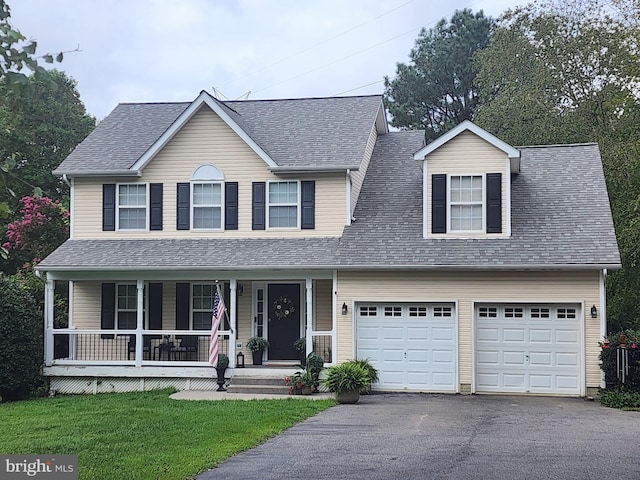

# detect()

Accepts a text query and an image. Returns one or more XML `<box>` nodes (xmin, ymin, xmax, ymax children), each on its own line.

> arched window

<box><xmin>191</xmin><ymin>164</ymin><xmax>224</xmax><ymax>229</ymax></box>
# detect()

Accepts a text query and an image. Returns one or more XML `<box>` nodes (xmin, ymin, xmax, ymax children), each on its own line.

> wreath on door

<box><xmin>274</xmin><ymin>296</ymin><xmax>295</xmax><ymax>320</ymax></box>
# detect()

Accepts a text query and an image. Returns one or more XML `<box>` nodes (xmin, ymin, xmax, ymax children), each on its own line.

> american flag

<box><xmin>209</xmin><ymin>287</ymin><xmax>225</xmax><ymax>366</ymax></box>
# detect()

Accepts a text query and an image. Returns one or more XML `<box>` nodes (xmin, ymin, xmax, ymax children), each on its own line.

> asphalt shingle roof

<box><xmin>54</xmin><ymin>94</ymin><xmax>383</xmax><ymax>174</ymax></box>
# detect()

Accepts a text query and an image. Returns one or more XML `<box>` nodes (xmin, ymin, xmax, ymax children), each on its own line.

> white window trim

<box><xmin>115</xmin><ymin>282</ymin><xmax>147</xmax><ymax>331</ymax></box>
<box><xmin>116</xmin><ymin>183</ymin><xmax>149</xmax><ymax>231</ymax></box>
<box><xmin>266</xmin><ymin>180</ymin><xmax>301</xmax><ymax>229</ymax></box>
<box><xmin>190</xmin><ymin>181</ymin><xmax>225</xmax><ymax>231</ymax></box>
<box><xmin>447</xmin><ymin>174</ymin><xmax>485</xmax><ymax>233</ymax></box>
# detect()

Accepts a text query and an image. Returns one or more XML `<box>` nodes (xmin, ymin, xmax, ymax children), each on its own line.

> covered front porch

<box><xmin>42</xmin><ymin>269</ymin><xmax>337</xmax><ymax>393</ymax></box>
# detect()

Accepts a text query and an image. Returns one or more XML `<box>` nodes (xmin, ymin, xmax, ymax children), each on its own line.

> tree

<box><xmin>0</xmin><ymin>69</ymin><xmax>95</xmax><ymax>206</ymax></box>
<box><xmin>384</xmin><ymin>9</ymin><xmax>494</xmax><ymax>141</ymax></box>
<box><xmin>473</xmin><ymin>0</ymin><xmax>640</xmax><ymax>331</ymax></box>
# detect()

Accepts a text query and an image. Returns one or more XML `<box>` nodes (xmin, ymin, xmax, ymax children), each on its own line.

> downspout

<box><xmin>63</xmin><ymin>175</ymin><xmax>74</xmax><ymax>239</ymax></box>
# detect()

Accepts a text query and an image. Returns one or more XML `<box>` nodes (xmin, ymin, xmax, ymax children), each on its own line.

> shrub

<box><xmin>0</xmin><ymin>274</ymin><xmax>44</xmax><ymax>401</ymax></box>
<box><xmin>599</xmin><ymin>389</ymin><xmax>640</xmax><ymax>409</ymax></box>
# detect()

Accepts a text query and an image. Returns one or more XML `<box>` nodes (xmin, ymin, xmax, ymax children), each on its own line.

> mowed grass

<box><xmin>0</xmin><ymin>389</ymin><xmax>334</xmax><ymax>479</ymax></box>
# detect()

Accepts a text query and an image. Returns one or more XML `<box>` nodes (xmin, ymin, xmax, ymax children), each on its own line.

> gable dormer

<box><xmin>413</xmin><ymin>121</ymin><xmax>520</xmax><ymax>239</ymax></box>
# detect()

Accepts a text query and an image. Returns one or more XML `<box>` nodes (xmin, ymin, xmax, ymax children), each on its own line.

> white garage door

<box><xmin>476</xmin><ymin>304</ymin><xmax>582</xmax><ymax>395</ymax></box>
<box><xmin>356</xmin><ymin>303</ymin><xmax>456</xmax><ymax>392</ymax></box>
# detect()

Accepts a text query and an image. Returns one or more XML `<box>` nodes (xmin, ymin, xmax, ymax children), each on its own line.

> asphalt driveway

<box><xmin>197</xmin><ymin>393</ymin><xmax>640</xmax><ymax>479</ymax></box>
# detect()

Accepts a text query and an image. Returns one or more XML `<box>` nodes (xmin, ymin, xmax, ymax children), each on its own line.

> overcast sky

<box><xmin>12</xmin><ymin>0</ymin><xmax>522</xmax><ymax>119</ymax></box>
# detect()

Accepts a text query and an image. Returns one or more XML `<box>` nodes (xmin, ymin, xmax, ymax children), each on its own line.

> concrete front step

<box><xmin>226</xmin><ymin>375</ymin><xmax>290</xmax><ymax>395</ymax></box>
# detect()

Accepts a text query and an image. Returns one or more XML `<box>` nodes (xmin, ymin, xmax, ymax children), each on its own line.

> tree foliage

<box><xmin>473</xmin><ymin>0</ymin><xmax>640</xmax><ymax>331</ymax></box>
<box><xmin>0</xmin><ymin>69</ymin><xmax>95</xmax><ymax>207</ymax></box>
<box><xmin>384</xmin><ymin>9</ymin><xmax>494</xmax><ymax>141</ymax></box>
<box><xmin>0</xmin><ymin>0</ymin><xmax>65</xmax><ymax>89</ymax></box>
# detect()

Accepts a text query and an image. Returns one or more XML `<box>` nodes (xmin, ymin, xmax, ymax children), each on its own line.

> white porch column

<box><xmin>305</xmin><ymin>278</ymin><xmax>313</xmax><ymax>354</ymax></box>
<box><xmin>135</xmin><ymin>279</ymin><xmax>144</xmax><ymax>367</ymax></box>
<box><xmin>44</xmin><ymin>277</ymin><xmax>55</xmax><ymax>366</ymax></box>
<box><xmin>332</xmin><ymin>270</ymin><xmax>338</xmax><ymax>365</ymax></box>
<box><xmin>68</xmin><ymin>281</ymin><xmax>76</xmax><ymax>360</ymax></box>
<box><xmin>229</xmin><ymin>279</ymin><xmax>237</xmax><ymax>367</ymax></box>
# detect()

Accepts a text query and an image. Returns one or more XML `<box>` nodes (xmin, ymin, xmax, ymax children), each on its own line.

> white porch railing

<box><xmin>48</xmin><ymin>329</ymin><xmax>231</xmax><ymax>366</ymax></box>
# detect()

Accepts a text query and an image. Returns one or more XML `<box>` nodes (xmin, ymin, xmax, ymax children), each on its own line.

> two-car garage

<box><xmin>355</xmin><ymin>302</ymin><xmax>583</xmax><ymax>395</ymax></box>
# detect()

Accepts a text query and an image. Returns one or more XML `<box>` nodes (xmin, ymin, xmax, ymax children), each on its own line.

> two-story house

<box><xmin>37</xmin><ymin>91</ymin><xmax>620</xmax><ymax>397</ymax></box>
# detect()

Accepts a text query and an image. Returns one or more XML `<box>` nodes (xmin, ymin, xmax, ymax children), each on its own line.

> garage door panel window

<box><xmin>384</xmin><ymin>306</ymin><xmax>402</xmax><ymax>317</ymax></box>
<box><xmin>409</xmin><ymin>306</ymin><xmax>428</xmax><ymax>317</ymax></box>
<box><xmin>359</xmin><ymin>306</ymin><xmax>378</xmax><ymax>317</ymax></box>
<box><xmin>478</xmin><ymin>306</ymin><xmax>497</xmax><ymax>318</ymax></box>
<box><xmin>557</xmin><ymin>308</ymin><xmax>576</xmax><ymax>319</ymax></box>
<box><xmin>434</xmin><ymin>306</ymin><xmax>452</xmax><ymax>317</ymax></box>
<box><xmin>531</xmin><ymin>308</ymin><xmax>550</xmax><ymax>318</ymax></box>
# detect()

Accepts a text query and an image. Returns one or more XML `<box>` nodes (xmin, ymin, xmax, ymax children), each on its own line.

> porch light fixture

<box><xmin>342</xmin><ymin>303</ymin><xmax>348</xmax><ymax>315</ymax></box>
<box><xmin>236</xmin><ymin>351</ymin><xmax>245</xmax><ymax>368</ymax></box>
<box><xmin>590</xmin><ymin>305</ymin><xmax>598</xmax><ymax>318</ymax></box>
<box><xmin>237</xmin><ymin>283</ymin><xmax>244</xmax><ymax>296</ymax></box>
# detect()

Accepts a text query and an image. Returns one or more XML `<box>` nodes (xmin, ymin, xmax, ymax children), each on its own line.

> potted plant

<box><xmin>246</xmin><ymin>336</ymin><xmax>269</xmax><ymax>365</ymax></box>
<box><xmin>353</xmin><ymin>358</ymin><xmax>379</xmax><ymax>394</ymax></box>
<box><xmin>284</xmin><ymin>369</ymin><xmax>318</xmax><ymax>395</ymax></box>
<box><xmin>305</xmin><ymin>352</ymin><xmax>324</xmax><ymax>389</ymax></box>
<box><xmin>215</xmin><ymin>354</ymin><xmax>229</xmax><ymax>391</ymax></box>
<box><xmin>293</xmin><ymin>337</ymin><xmax>306</xmax><ymax>366</ymax></box>
<box><xmin>323</xmin><ymin>360</ymin><xmax>370</xmax><ymax>404</ymax></box>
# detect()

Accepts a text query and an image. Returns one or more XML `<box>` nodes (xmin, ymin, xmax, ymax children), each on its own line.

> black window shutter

<box><xmin>102</xmin><ymin>184</ymin><xmax>116</xmax><ymax>231</ymax></box>
<box><xmin>148</xmin><ymin>283</ymin><xmax>163</xmax><ymax>336</ymax></box>
<box><xmin>301</xmin><ymin>181</ymin><xmax>315</xmax><ymax>230</ymax></box>
<box><xmin>225</xmin><ymin>182</ymin><xmax>239</xmax><ymax>230</ymax></box>
<box><xmin>432</xmin><ymin>174</ymin><xmax>447</xmax><ymax>234</ymax></box>
<box><xmin>252</xmin><ymin>182</ymin><xmax>265</xmax><ymax>230</ymax></box>
<box><xmin>150</xmin><ymin>183</ymin><xmax>163</xmax><ymax>231</ymax></box>
<box><xmin>100</xmin><ymin>283</ymin><xmax>115</xmax><ymax>339</ymax></box>
<box><xmin>176</xmin><ymin>183</ymin><xmax>190</xmax><ymax>230</ymax></box>
<box><xmin>175</xmin><ymin>283</ymin><xmax>190</xmax><ymax>330</ymax></box>
<box><xmin>486</xmin><ymin>173</ymin><xmax>502</xmax><ymax>233</ymax></box>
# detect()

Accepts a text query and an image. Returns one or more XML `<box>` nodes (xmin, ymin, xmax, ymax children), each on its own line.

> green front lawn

<box><xmin>0</xmin><ymin>389</ymin><xmax>334</xmax><ymax>479</ymax></box>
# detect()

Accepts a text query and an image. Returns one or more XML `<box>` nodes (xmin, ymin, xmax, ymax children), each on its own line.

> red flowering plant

<box><xmin>3</xmin><ymin>195</ymin><xmax>69</xmax><ymax>265</ymax></box>
<box><xmin>284</xmin><ymin>370</ymin><xmax>317</xmax><ymax>395</ymax></box>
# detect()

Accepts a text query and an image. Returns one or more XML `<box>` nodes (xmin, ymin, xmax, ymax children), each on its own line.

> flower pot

<box><xmin>252</xmin><ymin>349</ymin><xmax>264</xmax><ymax>365</ymax></box>
<box><xmin>215</xmin><ymin>367</ymin><xmax>227</xmax><ymax>391</ymax></box>
<box><xmin>335</xmin><ymin>389</ymin><xmax>360</xmax><ymax>404</ymax></box>
<box><xmin>301</xmin><ymin>385</ymin><xmax>312</xmax><ymax>395</ymax></box>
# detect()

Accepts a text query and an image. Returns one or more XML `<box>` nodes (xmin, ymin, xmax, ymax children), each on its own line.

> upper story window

<box><xmin>117</xmin><ymin>184</ymin><xmax>148</xmax><ymax>230</ymax></box>
<box><xmin>191</xmin><ymin>164</ymin><xmax>224</xmax><ymax>230</ymax></box>
<box><xmin>268</xmin><ymin>181</ymin><xmax>299</xmax><ymax>228</ymax></box>
<box><xmin>431</xmin><ymin>173</ymin><xmax>501</xmax><ymax>235</ymax></box>
<box><xmin>449</xmin><ymin>175</ymin><xmax>483</xmax><ymax>232</ymax></box>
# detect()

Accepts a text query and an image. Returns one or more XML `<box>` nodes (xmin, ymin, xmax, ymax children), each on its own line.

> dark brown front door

<box><xmin>267</xmin><ymin>283</ymin><xmax>301</xmax><ymax>360</ymax></box>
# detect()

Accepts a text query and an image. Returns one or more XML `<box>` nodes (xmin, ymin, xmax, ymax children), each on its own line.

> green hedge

<box><xmin>0</xmin><ymin>274</ymin><xmax>43</xmax><ymax>401</ymax></box>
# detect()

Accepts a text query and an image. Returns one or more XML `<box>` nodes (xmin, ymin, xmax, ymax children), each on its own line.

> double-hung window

<box><xmin>191</xmin><ymin>283</ymin><xmax>230</xmax><ymax>330</ymax></box>
<box><xmin>192</xmin><ymin>182</ymin><xmax>222</xmax><ymax>229</ymax></box>
<box><xmin>268</xmin><ymin>181</ymin><xmax>299</xmax><ymax>228</ymax></box>
<box><xmin>449</xmin><ymin>175</ymin><xmax>483</xmax><ymax>232</ymax></box>
<box><xmin>116</xmin><ymin>284</ymin><xmax>140</xmax><ymax>330</ymax></box>
<box><xmin>117</xmin><ymin>184</ymin><xmax>148</xmax><ymax>230</ymax></box>
<box><xmin>192</xmin><ymin>284</ymin><xmax>215</xmax><ymax>330</ymax></box>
